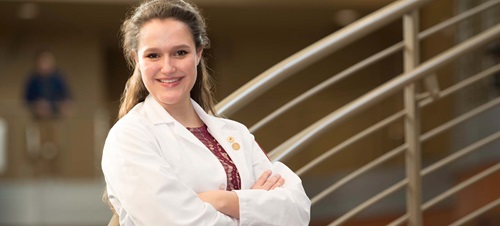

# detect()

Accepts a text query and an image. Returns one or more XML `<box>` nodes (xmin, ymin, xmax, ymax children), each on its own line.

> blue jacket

<box><xmin>24</xmin><ymin>70</ymin><xmax>71</xmax><ymax>115</ymax></box>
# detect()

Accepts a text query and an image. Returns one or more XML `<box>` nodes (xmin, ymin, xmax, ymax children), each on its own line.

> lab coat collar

<box><xmin>191</xmin><ymin>99</ymin><xmax>226</xmax><ymax>130</ymax></box>
<box><xmin>143</xmin><ymin>95</ymin><xmax>176</xmax><ymax>125</ymax></box>
<box><xmin>143</xmin><ymin>95</ymin><xmax>225</xmax><ymax>151</ymax></box>
<box><xmin>143</xmin><ymin>95</ymin><xmax>226</xmax><ymax>130</ymax></box>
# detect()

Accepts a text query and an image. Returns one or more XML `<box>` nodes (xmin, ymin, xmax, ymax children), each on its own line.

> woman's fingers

<box><xmin>261</xmin><ymin>174</ymin><xmax>280</xmax><ymax>190</ymax></box>
<box><xmin>252</xmin><ymin>170</ymin><xmax>286</xmax><ymax>190</ymax></box>
<box><xmin>252</xmin><ymin>170</ymin><xmax>272</xmax><ymax>188</ymax></box>
<box><xmin>270</xmin><ymin>177</ymin><xmax>285</xmax><ymax>190</ymax></box>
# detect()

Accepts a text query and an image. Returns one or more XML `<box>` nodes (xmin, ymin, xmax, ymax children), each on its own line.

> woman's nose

<box><xmin>161</xmin><ymin>58</ymin><xmax>176</xmax><ymax>74</ymax></box>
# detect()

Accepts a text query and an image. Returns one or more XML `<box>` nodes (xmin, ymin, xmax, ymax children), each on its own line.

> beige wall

<box><xmin>0</xmin><ymin>31</ymin><xmax>105</xmax><ymax>178</ymax></box>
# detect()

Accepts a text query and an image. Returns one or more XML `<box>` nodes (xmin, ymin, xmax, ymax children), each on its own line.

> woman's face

<box><xmin>136</xmin><ymin>18</ymin><xmax>202</xmax><ymax>110</ymax></box>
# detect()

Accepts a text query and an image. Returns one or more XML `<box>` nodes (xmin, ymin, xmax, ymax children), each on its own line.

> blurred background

<box><xmin>0</xmin><ymin>0</ymin><xmax>499</xmax><ymax>225</ymax></box>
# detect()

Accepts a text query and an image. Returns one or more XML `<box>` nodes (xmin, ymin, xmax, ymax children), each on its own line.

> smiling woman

<box><xmin>101</xmin><ymin>0</ymin><xmax>311</xmax><ymax>225</ymax></box>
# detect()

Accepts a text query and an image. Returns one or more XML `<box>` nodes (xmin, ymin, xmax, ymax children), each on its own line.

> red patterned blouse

<box><xmin>187</xmin><ymin>124</ymin><xmax>242</xmax><ymax>191</ymax></box>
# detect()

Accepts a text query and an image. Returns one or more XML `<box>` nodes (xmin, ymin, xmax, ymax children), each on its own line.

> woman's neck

<box><xmin>164</xmin><ymin>100</ymin><xmax>204</xmax><ymax>128</ymax></box>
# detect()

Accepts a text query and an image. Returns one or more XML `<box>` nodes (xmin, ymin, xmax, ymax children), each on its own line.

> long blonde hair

<box><xmin>118</xmin><ymin>0</ymin><xmax>216</xmax><ymax>119</ymax></box>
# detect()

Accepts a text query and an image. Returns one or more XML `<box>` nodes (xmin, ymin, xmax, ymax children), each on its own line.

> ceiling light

<box><xmin>333</xmin><ymin>9</ymin><xmax>360</xmax><ymax>27</ymax></box>
<box><xmin>18</xmin><ymin>2</ymin><xmax>39</xmax><ymax>20</ymax></box>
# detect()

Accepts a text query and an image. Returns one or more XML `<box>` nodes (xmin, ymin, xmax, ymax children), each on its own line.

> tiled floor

<box><xmin>0</xmin><ymin>179</ymin><xmax>111</xmax><ymax>226</ymax></box>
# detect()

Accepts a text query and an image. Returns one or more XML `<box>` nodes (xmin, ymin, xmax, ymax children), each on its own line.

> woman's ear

<box><xmin>135</xmin><ymin>63</ymin><xmax>140</xmax><ymax>72</ymax></box>
<box><xmin>132</xmin><ymin>51</ymin><xmax>138</xmax><ymax>64</ymax></box>
<box><xmin>196</xmin><ymin>49</ymin><xmax>203</xmax><ymax>65</ymax></box>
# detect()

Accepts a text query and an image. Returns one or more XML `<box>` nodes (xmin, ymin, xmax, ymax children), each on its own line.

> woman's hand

<box><xmin>251</xmin><ymin>170</ymin><xmax>285</xmax><ymax>191</ymax></box>
<box><xmin>198</xmin><ymin>170</ymin><xmax>284</xmax><ymax>219</ymax></box>
<box><xmin>198</xmin><ymin>190</ymin><xmax>239</xmax><ymax>219</ymax></box>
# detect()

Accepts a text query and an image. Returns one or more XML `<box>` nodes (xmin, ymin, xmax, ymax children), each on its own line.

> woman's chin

<box><xmin>155</xmin><ymin>95</ymin><xmax>188</xmax><ymax>107</ymax></box>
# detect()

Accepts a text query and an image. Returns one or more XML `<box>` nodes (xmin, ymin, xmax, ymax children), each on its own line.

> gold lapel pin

<box><xmin>232</xmin><ymin>142</ymin><xmax>240</xmax><ymax>151</ymax></box>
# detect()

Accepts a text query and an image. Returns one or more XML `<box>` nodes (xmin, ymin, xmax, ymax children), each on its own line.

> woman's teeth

<box><xmin>159</xmin><ymin>78</ymin><xmax>181</xmax><ymax>83</ymax></box>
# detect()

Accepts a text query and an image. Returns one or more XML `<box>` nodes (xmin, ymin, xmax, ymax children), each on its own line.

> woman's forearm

<box><xmin>198</xmin><ymin>170</ymin><xmax>284</xmax><ymax>219</ymax></box>
<box><xmin>198</xmin><ymin>190</ymin><xmax>240</xmax><ymax>219</ymax></box>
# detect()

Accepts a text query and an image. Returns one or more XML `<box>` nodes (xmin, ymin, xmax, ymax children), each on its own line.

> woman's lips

<box><xmin>156</xmin><ymin>77</ymin><xmax>184</xmax><ymax>87</ymax></box>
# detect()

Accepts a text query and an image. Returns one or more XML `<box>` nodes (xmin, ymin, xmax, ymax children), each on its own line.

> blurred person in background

<box><xmin>24</xmin><ymin>50</ymin><xmax>72</xmax><ymax>119</ymax></box>
<box><xmin>101</xmin><ymin>0</ymin><xmax>310</xmax><ymax>225</ymax></box>
<box><xmin>23</xmin><ymin>50</ymin><xmax>72</xmax><ymax>176</ymax></box>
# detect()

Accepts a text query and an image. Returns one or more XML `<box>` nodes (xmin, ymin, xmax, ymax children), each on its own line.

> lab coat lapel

<box><xmin>143</xmin><ymin>96</ymin><xmax>207</xmax><ymax>151</ymax></box>
<box><xmin>143</xmin><ymin>96</ymin><xmax>251</xmax><ymax>177</ymax></box>
<box><xmin>193</xmin><ymin>101</ymin><xmax>251</xmax><ymax>183</ymax></box>
<box><xmin>174</xmin><ymin>123</ymin><xmax>208</xmax><ymax>151</ymax></box>
<box><xmin>207</xmin><ymin>125</ymin><xmax>251</xmax><ymax>187</ymax></box>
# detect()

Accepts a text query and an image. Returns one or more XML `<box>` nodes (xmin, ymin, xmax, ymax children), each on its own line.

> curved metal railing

<box><xmin>248</xmin><ymin>0</ymin><xmax>500</xmax><ymax>133</ymax></box>
<box><xmin>270</xmin><ymin>23</ymin><xmax>500</xmax><ymax>161</ymax></box>
<box><xmin>215</xmin><ymin>0</ymin><xmax>500</xmax><ymax>225</ymax></box>
<box><xmin>215</xmin><ymin>0</ymin><xmax>432</xmax><ymax>116</ymax></box>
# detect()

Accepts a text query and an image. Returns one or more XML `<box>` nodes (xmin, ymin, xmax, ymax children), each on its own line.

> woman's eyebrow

<box><xmin>142</xmin><ymin>44</ymin><xmax>192</xmax><ymax>52</ymax></box>
<box><xmin>170</xmin><ymin>44</ymin><xmax>191</xmax><ymax>49</ymax></box>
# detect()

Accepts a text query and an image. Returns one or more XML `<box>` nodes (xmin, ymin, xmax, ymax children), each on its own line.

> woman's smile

<box><xmin>158</xmin><ymin>77</ymin><xmax>182</xmax><ymax>83</ymax></box>
<box><xmin>157</xmin><ymin>77</ymin><xmax>184</xmax><ymax>87</ymax></box>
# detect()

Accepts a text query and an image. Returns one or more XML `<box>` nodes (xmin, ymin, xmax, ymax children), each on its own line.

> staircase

<box><xmin>215</xmin><ymin>0</ymin><xmax>500</xmax><ymax>225</ymax></box>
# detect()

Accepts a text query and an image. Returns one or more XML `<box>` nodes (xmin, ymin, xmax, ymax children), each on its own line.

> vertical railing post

<box><xmin>403</xmin><ymin>8</ymin><xmax>423</xmax><ymax>226</ymax></box>
<box><xmin>0</xmin><ymin>118</ymin><xmax>6</xmax><ymax>174</ymax></box>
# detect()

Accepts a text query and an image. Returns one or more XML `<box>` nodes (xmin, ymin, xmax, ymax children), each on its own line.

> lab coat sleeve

<box><xmin>102</xmin><ymin>117</ymin><xmax>238</xmax><ymax>226</ymax></box>
<box><xmin>233</xmin><ymin>135</ymin><xmax>311</xmax><ymax>226</ymax></box>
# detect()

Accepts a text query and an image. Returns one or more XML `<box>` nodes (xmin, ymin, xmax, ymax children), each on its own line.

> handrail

<box><xmin>297</xmin><ymin>64</ymin><xmax>500</xmax><ymax>176</ymax></box>
<box><xmin>297</xmin><ymin>110</ymin><xmax>405</xmax><ymax>176</ymax></box>
<box><xmin>248</xmin><ymin>0</ymin><xmax>500</xmax><ymax>133</ymax></box>
<box><xmin>421</xmin><ymin>124</ymin><xmax>500</xmax><ymax>177</ymax></box>
<box><xmin>422</xmin><ymin>163</ymin><xmax>500</xmax><ymax>210</ymax></box>
<box><xmin>419</xmin><ymin>64</ymin><xmax>500</xmax><ymax>107</ymax></box>
<box><xmin>389</xmin><ymin>162</ymin><xmax>500</xmax><ymax>226</ymax></box>
<box><xmin>421</xmin><ymin>95</ymin><xmax>500</xmax><ymax>143</ymax></box>
<box><xmin>249</xmin><ymin>42</ymin><xmax>403</xmax><ymax>132</ymax></box>
<box><xmin>449</xmin><ymin>198</ymin><xmax>500</xmax><ymax>226</ymax></box>
<box><xmin>215</xmin><ymin>0</ymin><xmax>431</xmax><ymax>116</ymax></box>
<box><xmin>328</xmin><ymin>179</ymin><xmax>408</xmax><ymax>226</ymax></box>
<box><xmin>310</xmin><ymin>96</ymin><xmax>500</xmax><ymax>205</ymax></box>
<box><xmin>418</xmin><ymin>0</ymin><xmax>500</xmax><ymax>39</ymax></box>
<box><xmin>325</xmin><ymin>130</ymin><xmax>500</xmax><ymax>225</ymax></box>
<box><xmin>311</xmin><ymin>144</ymin><xmax>406</xmax><ymax>205</ymax></box>
<box><xmin>269</xmin><ymin>23</ymin><xmax>500</xmax><ymax>161</ymax></box>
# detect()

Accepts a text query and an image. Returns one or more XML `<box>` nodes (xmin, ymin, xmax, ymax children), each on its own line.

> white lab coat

<box><xmin>101</xmin><ymin>95</ymin><xmax>311</xmax><ymax>226</ymax></box>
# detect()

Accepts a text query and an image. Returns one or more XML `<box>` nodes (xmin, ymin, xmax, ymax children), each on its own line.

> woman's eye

<box><xmin>146</xmin><ymin>53</ymin><xmax>159</xmax><ymax>59</ymax></box>
<box><xmin>174</xmin><ymin>50</ymin><xmax>188</xmax><ymax>56</ymax></box>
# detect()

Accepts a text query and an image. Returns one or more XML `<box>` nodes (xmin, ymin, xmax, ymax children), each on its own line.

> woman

<box><xmin>101</xmin><ymin>0</ymin><xmax>311</xmax><ymax>225</ymax></box>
